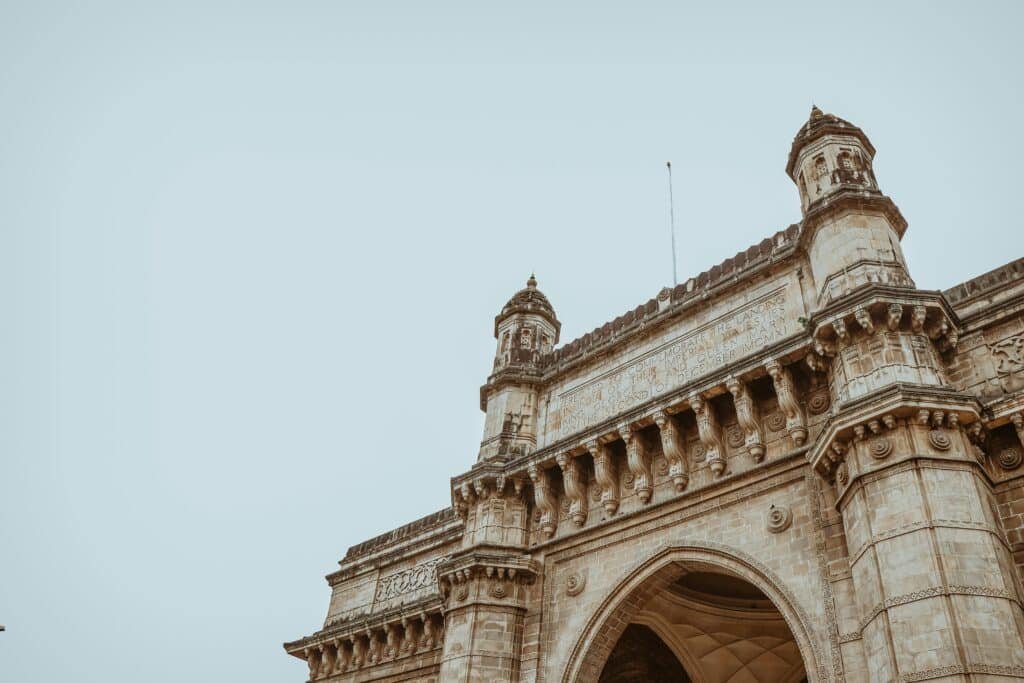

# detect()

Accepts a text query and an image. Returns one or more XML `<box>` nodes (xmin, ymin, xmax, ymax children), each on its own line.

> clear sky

<box><xmin>2</xmin><ymin>1</ymin><xmax>1022</xmax><ymax>681</ymax></box>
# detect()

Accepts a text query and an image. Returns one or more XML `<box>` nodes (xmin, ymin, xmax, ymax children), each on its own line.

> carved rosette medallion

<box><xmin>622</xmin><ymin>471</ymin><xmax>635</xmax><ymax>486</ymax></box>
<box><xmin>488</xmin><ymin>581</ymin><xmax>508</xmax><ymax>600</ymax></box>
<box><xmin>928</xmin><ymin>430</ymin><xmax>952</xmax><ymax>451</ymax></box>
<box><xmin>692</xmin><ymin>443</ymin><xmax>707</xmax><ymax>460</ymax></box>
<box><xmin>726</xmin><ymin>425</ymin><xmax>745</xmax><ymax>448</ymax></box>
<box><xmin>767</xmin><ymin>413</ymin><xmax>787</xmax><ymax>432</ymax></box>
<box><xmin>591</xmin><ymin>486</ymin><xmax>602</xmax><ymax>502</ymax></box>
<box><xmin>656</xmin><ymin>457</ymin><xmax>670</xmax><ymax>476</ymax></box>
<box><xmin>766</xmin><ymin>505</ymin><xmax>793</xmax><ymax>533</ymax></box>
<box><xmin>870</xmin><ymin>438</ymin><xmax>893</xmax><ymax>460</ymax></box>
<box><xmin>998</xmin><ymin>448</ymin><xmax>1022</xmax><ymax>471</ymax></box>
<box><xmin>565</xmin><ymin>571</ymin><xmax>587</xmax><ymax>597</ymax></box>
<box><xmin>560</xmin><ymin>498</ymin><xmax>571</xmax><ymax>514</ymax></box>
<box><xmin>807</xmin><ymin>391</ymin><xmax>831</xmax><ymax>415</ymax></box>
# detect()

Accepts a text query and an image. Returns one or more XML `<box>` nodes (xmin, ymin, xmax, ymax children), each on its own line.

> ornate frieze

<box><xmin>374</xmin><ymin>557</ymin><xmax>448</xmax><ymax>604</ymax></box>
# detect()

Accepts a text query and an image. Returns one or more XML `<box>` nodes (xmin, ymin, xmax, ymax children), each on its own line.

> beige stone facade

<box><xmin>284</xmin><ymin>108</ymin><xmax>1024</xmax><ymax>682</ymax></box>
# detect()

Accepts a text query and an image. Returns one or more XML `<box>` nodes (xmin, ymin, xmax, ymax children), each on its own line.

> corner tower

<box><xmin>789</xmin><ymin>106</ymin><xmax>913</xmax><ymax>306</ymax></box>
<box><xmin>478</xmin><ymin>275</ymin><xmax>560</xmax><ymax>463</ymax></box>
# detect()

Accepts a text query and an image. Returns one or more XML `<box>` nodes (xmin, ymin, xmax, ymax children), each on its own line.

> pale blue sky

<box><xmin>2</xmin><ymin>2</ymin><xmax>1022</xmax><ymax>681</ymax></box>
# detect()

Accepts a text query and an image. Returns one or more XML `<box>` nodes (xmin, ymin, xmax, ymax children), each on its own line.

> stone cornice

<box><xmin>799</xmin><ymin>190</ymin><xmax>907</xmax><ymax>240</ymax></box>
<box><xmin>807</xmin><ymin>383</ymin><xmax>983</xmax><ymax>475</ymax></box>
<box><xmin>283</xmin><ymin>595</ymin><xmax>444</xmax><ymax>655</ymax></box>
<box><xmin>806</xmin><ymin>284</ymin><xmax>960</xmax><ymax>330</ymax></box>
<box><xmin>943</xmin><ymin>257</ymin><xmax>1024</xmax><ymax>307</ymax></box>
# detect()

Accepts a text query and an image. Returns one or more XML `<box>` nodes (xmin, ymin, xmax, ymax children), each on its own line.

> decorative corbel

<box><xmin>854</xmin><ymin>307</ymin><xmax>875</xmax><ymax>335</ymax></box>
<box><xmin>400</xmin><ymin>617</ymin><xmax>419</xmax><ymax>656</ymax></box>
<box><xmin>653</xmin><ymin>410</ymin><xmax>689</xmax><ymax>492</ymax></box>
<box><xmin>887</xmin><ymin>303</ymin><xmax>903</xmax><ymax>331</ymax></box>
<box><xmin>689</xmin><ymin>392</ymin><xmax>725</xmax><ymax>476</ymax></box>
<box><xmin>620</xmin><ymin>422</ymin><xmax>653</xmax><ymax>502</ymax></box>
<box><xmin>832</xmin><ymin>317</ymin><xmax>848</xmax><ymax>343</ymax></box>
<box><xmin>306</xmin><ymin>647</ymin><xmax>321</xmax><ymax>679</ymax></box>
<box><xmin>384</xmin><ymin>623</ymin><xmax>401</xmax><ymax>660</ymax></box>
<box><xmin>351</xmin><ymin>635</ymin><xmax>366</xmax><ymax>669</ymax></box>
<box><xmin>587</xmin><ymin>439</ymin><xmax>619</xmax><ymax>515</ymax></box>
<box><xmin>473</xmin><ymin>478</ymin><xmax>490</xmax><ymax>501</ymax></box>
<box><xmin>334</xmin><ymin>639</ymin><xmax>351</xmax><ymax>673</ymax></box>
<box><xmin>420</xmin><ymin>613</ymin><xmax>438</xmax><ymax>650</ymax></box>
<box><xmin>766</xmin><ymin>360</ymin><xmax>808</xmax><ymax>446</ymax></box>
<box><xmin>911</xmin><ymin>305</ymin><xmax>927</xmax><ymax>333</ymax></box>
<box><xmin>528</xmin><ymin>463</ymin><xmax>558</xmax><ymax>537</ymax></box>
<box><xmin>366</xmin><ymin>628</ymin><xmax>382</xmax><ymax>665</ymax></box>
<box><xmin>1013</xmin><ymin>413</ymin><xmax>1024</xmax><ymax>447</ymax></box>
<box><xmin>556</xmin><ymin>452</ymin><xmax>588</xmax><ymax>527</ymax></box>
<box><xmin>726</xmin><ymin>377</ymin><xmax>765</xmax><ymax>462</ymax></box>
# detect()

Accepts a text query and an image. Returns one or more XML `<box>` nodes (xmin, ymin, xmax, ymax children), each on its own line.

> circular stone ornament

<box><xmin>566</xmin><ymin>572</ymin><xmax>587</xmax><ymax>597</ymax></box>
<box><xmin>928</xmin><ymin>430</ymin><xmax>952</xmax><ymax>451</ymax></box>
<box><xmin>807</xmin><ymin>391</ymin><xmax>831</xmax><ymax>415</ymax></box>
<box><xmin>766</xmin><ymin>505</ymin><xmax>793</xmax><ymax>533</ymax></box>
<box><xmin>767</xmin><ymin>413</ymin><xmax>787</xmax><ymax>432</ymax></box>
<box><xmin>998</xmin><ymin>448</ymin><xmax>1022</xmax><ymax>471</ymax></box>
<box><xmin>726</xmin><ymin>426</ymin><xmax>745</xmax><ymax>447</ymax></box>
<box><xmin>870</xmin><ymin>438</ymin><xmax>893</xmax><ymax>460</ymax></box>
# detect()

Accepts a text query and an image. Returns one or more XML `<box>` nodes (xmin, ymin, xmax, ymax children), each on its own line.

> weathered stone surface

<box><xmin>284</xmin><ymin>107</ymin><xmax>1024</xmax><ymax>683</ymax></box>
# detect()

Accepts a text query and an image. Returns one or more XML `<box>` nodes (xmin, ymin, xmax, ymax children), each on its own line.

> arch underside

<box><xmin>564</xmin><ymin>543</ymin><xmax>821</xmax><ymax>683</ymax></box>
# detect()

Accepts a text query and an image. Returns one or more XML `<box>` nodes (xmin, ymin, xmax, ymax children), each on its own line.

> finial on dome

<box><xmin>810</xmin><ymin>104</ymin><xmax>824</xmax><ymax>119</ymax></box>
<box><xmin>527</xmin><ymin>273</ymin><xmax>537</xmax><ymax>289</ymax></box>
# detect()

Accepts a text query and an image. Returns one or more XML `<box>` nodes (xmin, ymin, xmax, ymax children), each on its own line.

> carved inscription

<box><xmin>374</xmin><ymin>557</ymin><xmax>448</xmax><ymax>603</ymax></box>
<box><xmin>553</xmin><ymin>288</ymin><xmax>790</xmax><ymax>437</ymax></box>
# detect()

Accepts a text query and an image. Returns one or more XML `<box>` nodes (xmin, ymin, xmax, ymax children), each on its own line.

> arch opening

<box><xmin>565</xmin><ymin>544</ymin><xmax>820</xmax><ymax>683</ymax></box>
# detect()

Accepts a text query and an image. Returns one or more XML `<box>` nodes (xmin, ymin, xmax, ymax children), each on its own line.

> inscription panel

<box><xmin>546</xmin><ymin>284</ymin><xmax>795</xmax><ymax>441</ymax></box>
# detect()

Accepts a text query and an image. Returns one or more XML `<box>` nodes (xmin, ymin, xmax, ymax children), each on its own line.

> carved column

<box><xmin>766</xmin><ymin>359</ymin><xmax>808</xmax><ymax>446</ymax></box>
<box><xmin>556</xmin><ymin>452</ymin><xmax>587</xmax><ymax>527</ymax></box>
<box><xmin>528</xmin><ymin>463</ymin><xmax>557</xmax><ymax>538</ymax></box>
<box><xmin>588</xmin><ymin>439</ymin><xmax>619</xmax><ymax>515</ymax></box>
<box><xmin>727</xmin><ymin>377</ymin><xmax>765</xmax><ymax>463</ymax></box>
<box><xmin>690</xmin><ymin>392</ymin><xmax>725</xmax><ymax>476</ymax></box>
<box><xmin>620</xmin><ymin>422</ymin><xmax>652</xmax><ymax>503</ymax></box>
<box><xmin>653</xmin><ymin>410</ymin><xmax>689</xmax><ymax>492</ymax></box>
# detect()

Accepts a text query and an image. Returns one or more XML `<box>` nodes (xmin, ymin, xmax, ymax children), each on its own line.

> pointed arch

<box><xmin>559</xmin><ymin>540</ymin><xmax>825</xmax><ymax>683</ymax></box>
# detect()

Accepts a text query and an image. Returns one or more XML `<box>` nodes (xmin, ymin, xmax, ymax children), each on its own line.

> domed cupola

<box><xmin>493</xmin><ymin>275</ymin><xmax>561</xmax><ymax>371</ymax></box>
<box><xmin>787</xmin><ymin>106</ymin><xmax>879</xmax><ymax>214</ymax></box>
